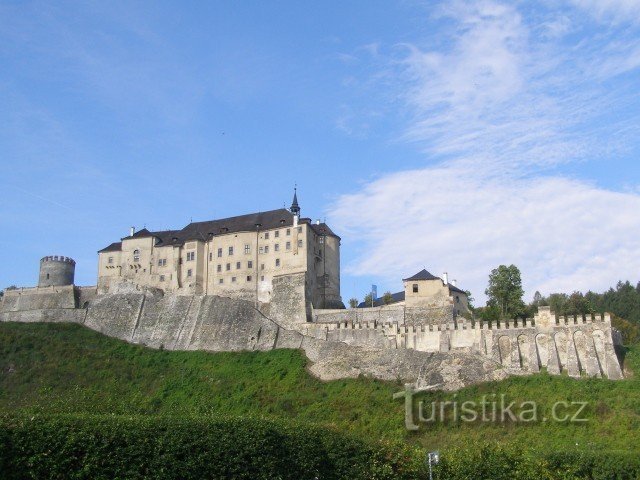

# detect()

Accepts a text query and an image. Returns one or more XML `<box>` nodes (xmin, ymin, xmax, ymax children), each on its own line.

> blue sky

<box><xmin>1</xmin><ymin>0</ymin><xmax>640</xmax><ymax>305</ymax></box>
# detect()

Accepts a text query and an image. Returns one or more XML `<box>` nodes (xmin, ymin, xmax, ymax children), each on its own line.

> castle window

<box><xmin>187</xmin><ymin>269</ymin><xmax>192</xmax><ymax>277</ymax></box>
<box><xmin>413</xmin><ymin>284</ymin><xmax>419</xmax><ymax>293</ymax></box>
<box><xmin>286</xmin><ymin>228</ymin><xmax>290</xmax><ymax>236</ymax></box>
<box><xmin>248</xmin><ymin>260</ymin><xmax>253</xmax><ymax>269</ymax></box>
<box><xmin>226</xmin><ymin>263</ymin><xmax>231</xmax><ymax>271</ymax></box>
<box><xmin>158</xmin><ymin>259</ymin><xmax>167</xmax><ymax>267</ymax></box>
<box><xmin>217</xmin><ymin>248</ymin><xmax>222</xmax><ymax>258</ymax></box>
<box><xmin>275</xmin><ymin>230</ymin><xmax>279</xmax><ymax>238</ymax></box>
<box><xmin>274</xmin><ymin>243</ymin><xmax>280</xmax><ymax>252</ymax></box>
<box><xmin>219</xmin><ymin>278</ymin><xmax>223</xmax><ymax>284</ymax></box>
<box><xmin>456</xmin><ymin>295</ymin><xmax>460</xmax><ymax>303</ymax></box>
<box><xmin>217</xmin><ymin>264</ymin><xmax>222</xmax><ymax>273</ymax></box>
<box><xmin>236</xmin><ymin>262</ymin><xmax>241</xmax><ymax>270</ymax></box>
<box><xmin>261</xmin><ymin>263</ymin><xmax>265</xmax><ymax>271</ymax></box>
<box><xmin>187</xmin><ymin>252</ymin><xmax>195</xmax><ymax>262</ymax></box>
<box><xmin>275</xmin><ymin>258</ymin><xmax>280</xmax><ymax>267</ymax></box>
<box><xmin>159</xmin><ymin>275</ymin><xmax>165</xmax><ymax>282</ymax></box>
<box><xmin>319</xmin><ymin>236</ymin><xmax>324</xmax><ymax>244</ymax></box>
<box><xmin>133</xmin><ymin>249</ymin><xmax>140</xmax><ymax>262</ymax></box>
<box><xmin>108</xmin><ymin>257</ymin><xmax>113</xmax><ymax>264</ymax></box>
<box><xmin>261</xmin><ymin>276</ymin><xmax>264</xmax><ymax>281</ymax></box>
<box><xmin>264</xmin><ymin>245</ymin><xmax>269</xmax><ymax>254</ymax></box>
<box><xmin>264</xmin><ymin>232</ymin><xmax>270</xmax><ymax>239</ymax></box>
<box><xmin>259</xmin><ymin>246</ymin><xmax>264</xmax><ymax>254</ymax></box>
<box><xmin>228</xmin><ymin>246</ymin><xmax>234</xmax><ymax>256</ymax></box>
<box><xmin>46</xmin><ymin>273</ymin><xmax>50</xmax><ymax>279</ymax></box>
<box><xmin>297</xmin><ymin>240</ymin><xmax>303</xmax><ymax>248</ymax></box>
<box><xmin>286</xmin><ymin>241</ymin><xmax>291</xmax><ymax>250</ymax></box>
<box><xmin>244</xmin><ymin>244</ymin><xmax>251</xmax><ymax>254</ymax></box>
<box><xmin>247</xmin><ymin>275</ymin><xmax>252</xmax><ymax>282</ymax></box>
<box><xmin>209</xmin><ymin>252</ymin><xmax>212</xmax><ymax>261</ymax></box>
<box><xmin>297</xmin><ymin>226</ymin><xmax>302</xmax><ymax>233</ymax></box>
<box><xmin>231</xmin><ymin>276</ymin><xmax>236</xmax><ymax>283</ymax></box>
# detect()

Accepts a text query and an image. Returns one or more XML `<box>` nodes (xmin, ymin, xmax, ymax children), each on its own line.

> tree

<box><xmin>485</xmin><ymin>265</ymin><xmax>525</xmax><ymax>319</ymax></box>
<box><xmin>382</xmin><ymin>291</ymin><xmax>394</xmax><ymax>305</ymax></box>
<box><xmin>464</xmin><ymin>290</ymin><xmax>475</xmax><ymax>311</ymax></box>
<box><xmin>532</xmin><ymin>291</ymin><xmax>543</xmax><ymax>306</ymax></box>
<box><xmin>348</xmin><ymin>298</ymin><xmax>359</xmax><ymax>309</ymax></box>
<box><xmin>362</xmin><ymin>293</ymin><xmax>374</xmax><ymax>307</ymax></box>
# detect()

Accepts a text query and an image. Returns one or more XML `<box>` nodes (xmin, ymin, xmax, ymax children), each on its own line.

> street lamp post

<box><xmin>427</xmin><ymin>451</ymin><xmax>439</xmax><ymax>480</ymax></box>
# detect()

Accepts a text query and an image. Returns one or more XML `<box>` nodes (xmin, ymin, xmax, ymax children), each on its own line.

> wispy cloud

<box><xmin>330</xmin><ymin>0</ymin><xmax>640</xmax><ymax>301</ymax></box>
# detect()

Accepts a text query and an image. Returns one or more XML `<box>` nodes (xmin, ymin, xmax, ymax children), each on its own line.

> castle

<box><xmin>97</xmin><ymin>190</ymin><xmax>343</xmax><ymax>310</ymax></box>
<box><xmin>0</xmin><ymin>193</ymin><xmax>625</xmax><ymax>389</ymax></box>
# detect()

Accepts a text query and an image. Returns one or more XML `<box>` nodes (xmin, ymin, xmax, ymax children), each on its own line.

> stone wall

<box><xmin>311</xmin><ymin>304</ymin><xmax>453</xmax><ymax>326</ymax></box>
<box><xmin>1</xmin><ymin>286</ymin><xmax>77</xmax><ymax>311</ymax></box>
<box><xmin>0</xmin><ymin>287</ymin><xmax>625</xmax><ymax>387</ymax></box>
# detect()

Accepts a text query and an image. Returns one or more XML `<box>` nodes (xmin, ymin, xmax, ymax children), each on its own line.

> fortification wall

<box><xmin>1</xmin><ymin>286</ymin><xmax>76</xmax><ymax>311</ymax></box>
<box><xmin>0</xmin><ymin>287</ymin><xmax>624</xmax><ymax>384</ymax></box>
<box><xmin>312</xmin><ymin>304</ymin><xmax>453</xmax><ymax>326</ymax></box>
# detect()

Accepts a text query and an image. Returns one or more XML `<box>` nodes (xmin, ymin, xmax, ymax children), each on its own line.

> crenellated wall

<box><xmin>301</xmin><ymin>306</ymin><xmax>623</xmax><ymax>379</ymax></box>
<box><xmin>0</xmin><ymin>286</ymin><xmax>624</xmax><ymax>384</ymax></box>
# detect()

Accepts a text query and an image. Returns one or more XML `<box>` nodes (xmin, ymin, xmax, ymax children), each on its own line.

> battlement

<box><xmin>40</xmin><ymin>255</ymin><xmax>76</xmax><ymax>265</ymax></box>
<box><xmin>321</xmin><ymin>309</ymin><xmax>611</xmax><ymax>333</ymax></box>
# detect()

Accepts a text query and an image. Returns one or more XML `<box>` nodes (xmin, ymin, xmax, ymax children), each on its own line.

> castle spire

<box><xmin>290</xmin><ymin>186</ymin><xmax>300</xmax><ymax>217</ymax></box>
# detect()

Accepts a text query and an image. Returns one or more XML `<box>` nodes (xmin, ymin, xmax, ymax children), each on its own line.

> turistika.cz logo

<box><xmin>393</xmin><ymin>385</ymin><xmax>589</xmax><ymax>431</ymax></box>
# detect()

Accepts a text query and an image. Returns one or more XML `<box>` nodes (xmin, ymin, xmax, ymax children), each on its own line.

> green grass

<box><xmin>1</xmin><ymin>321</ymin><xmax>639</xmax><ymax>454</ymax></box>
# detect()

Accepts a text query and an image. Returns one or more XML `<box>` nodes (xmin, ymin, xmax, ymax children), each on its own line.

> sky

<box><xmin>1</xmin><ymin>0</ymin><xmax>640</xmax><ymax>305</ymax></box>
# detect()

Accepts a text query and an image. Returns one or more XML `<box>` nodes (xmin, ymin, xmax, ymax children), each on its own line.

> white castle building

<box><xmin>97</xmin><ymin>190</ymin><xmax>344</xmax><ymax>309</ymax></box>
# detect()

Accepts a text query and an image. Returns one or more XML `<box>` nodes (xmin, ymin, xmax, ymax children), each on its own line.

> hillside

<box><xmin>1</xmin><ymin>321</ymin><xmax>639</xmax><ymax>454</ymax></box>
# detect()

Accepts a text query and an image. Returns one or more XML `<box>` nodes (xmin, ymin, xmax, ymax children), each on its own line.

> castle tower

<box><xmin>38</xmin><ymin>256</ymin><xmax>76</xmax><ymax>287</ymax></box>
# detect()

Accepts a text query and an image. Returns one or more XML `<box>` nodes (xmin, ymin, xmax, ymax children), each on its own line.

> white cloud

<box><xmin>330</xmin><ymin>0</ymin><xmax>640</xmax><ymax>302</ymax></box>
<box><xmin>331</xmin><ymin>165</ymin><xmax>640</xmax><ymax>302</ymax></box>
<box><xmin>570</xmin><ymin>0</ymin><xmax>640</xmax><ymax>23</ymax></box>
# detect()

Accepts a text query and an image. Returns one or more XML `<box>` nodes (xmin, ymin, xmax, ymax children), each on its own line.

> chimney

<box><xmin>316</xmin><ymin>219</ymin><xmax>320</xmax><ymax>225</ymax></box>
<box><xmin>442</xmin><ymin>272</ymin><xmax>448</xmax><ymax>285</ymax></box>
<box><xmin>452</xmin><ymin>279</ymin><xmax>457</xmax><ymax>287</ymax></box>
<box><xmin>130</xmin><ymin>226</ymin><xmax>135</xmax><ymax>237</ymax></box>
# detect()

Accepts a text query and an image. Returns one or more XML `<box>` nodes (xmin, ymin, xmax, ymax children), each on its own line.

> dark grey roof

<box><xmin>309</xmin><ymin>222</ymin><xmax>340</xmax><ymax>240</ymax></box>
<box><xmin>448</xmin><ymin>283</ymin><xmax>466</xmax><ymax>294</ymax></box>
<box><xmin>99</xmin><ymin>208</ymin><xmax>339</xmax><ymax>253</ymax></box>
<box><xmin>98</xmin><ymin>242</ymin><xmax>122</xmax><ymax>253</ymax></box>
<box><xmin>358</xmin><ymin>291</ymin><xmax>405</xmax><ymax>308</ymax></box>
<box><xmin>290</xmin><ymin>189</ymin><xmax>300</xmax><ymax>214</ymax></box>
<box><xmin>402</xmin><ymin>269</ymin><xmax>441</xmax><ymax>282</ymax></box>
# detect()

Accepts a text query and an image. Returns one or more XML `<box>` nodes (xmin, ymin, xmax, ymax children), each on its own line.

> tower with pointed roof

<box><xmin>290</xmin><ymin>187</ymin><xmax>300</xmax><ymax>217</ymax></box>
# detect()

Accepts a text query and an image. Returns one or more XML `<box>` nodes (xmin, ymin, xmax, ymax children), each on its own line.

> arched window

<box><xmin>133</xmin><ymin>249</ymin><xmax>140</xmax><ymax>262</ymax></box>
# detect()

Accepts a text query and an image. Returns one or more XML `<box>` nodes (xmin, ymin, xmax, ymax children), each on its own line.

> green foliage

<box><xmin>433</xmin><ymin>444</ymin><xmax>640</xmax><ymax>480</ymax></box>
<box><xmin>485</xmin><ymin>265</ymin><xmax>525</xmax><ymax>318</ymax></box>
<box><xmin>348</xmin><ymin>298</ymin><xmax>359</xmax><ymax>309</ymax></box>
<box><xmin>362</xmin><ymin>293</ymin><xmax>373</xmax><ymax>307</ymax></box>
<box><xmin>0</xmin><ymin>414</ymin><xmax>424</xmax><ymax>480</ymax></box>
<box><xmin>382</xmin><ymin>291</ymin><xmax>394</xmax><ymax>305</ymax></box>
<box><xmin>1</xmin><ymin>322</ymin><xmax>640</xmax><ymax>478</ymax></box>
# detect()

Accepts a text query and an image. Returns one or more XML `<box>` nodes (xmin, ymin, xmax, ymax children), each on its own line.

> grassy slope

<box><xmin>0</xmin><ymin>322</ymin><xmax>638</xmax><ymax>454</ymax></box>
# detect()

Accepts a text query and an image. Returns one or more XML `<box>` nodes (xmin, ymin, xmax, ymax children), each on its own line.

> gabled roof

<box><xmin>309</xmin><ymin>222</ymin><xmax>340</xmax><ymax>240</ymax></box>
<box><xmin>98</xmin><ymin>242</ymin><xmax>122</xmax><ymax>253</ymax></box>
<box><xmin>98</xmin><ymin>208</ymin><xmax>339</xmax><ymax>253</ymax></box>
<box><xmin>357</xmin><ymin>291</ymin><xmax>405</xmax><ymax>308</ymax></box>
<box><xmin>402</xmin><ymin>269</ymin><xmax>441</xmax><ymax>282</ymax></box>
<box><xmin>448</xmin><ymin>283</ymin><xmax>466</xmax><ymax>294</ymax></box>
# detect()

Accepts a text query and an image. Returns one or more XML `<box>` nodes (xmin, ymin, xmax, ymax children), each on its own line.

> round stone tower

<box><xmin>38</xmin><ymin>256</ymin><xmax>76</xmax><ymax>287</ymax></box>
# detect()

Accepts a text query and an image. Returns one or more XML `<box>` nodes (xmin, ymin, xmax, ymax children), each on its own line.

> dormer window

<box><xmin>412</xmin><ymin>284</ymin><xmax>418</xmax><ymax>293</ymax></box>
<box><xmin>133</xmin><ymin>249</ymin><xmax>140</xmax><ymax>262</ymax></box>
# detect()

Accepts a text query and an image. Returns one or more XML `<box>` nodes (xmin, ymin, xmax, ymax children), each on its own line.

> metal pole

<box><xmin>428</xmin><ymin>456</ymin><xmax>433</xmax><ymax>480</ymax></box>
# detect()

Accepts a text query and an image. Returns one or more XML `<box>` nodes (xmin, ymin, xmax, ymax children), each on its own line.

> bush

<box><xmin>0</xmin><ymin>414</ymin><xmax>424</xmax><ymax>480</ymax></box>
